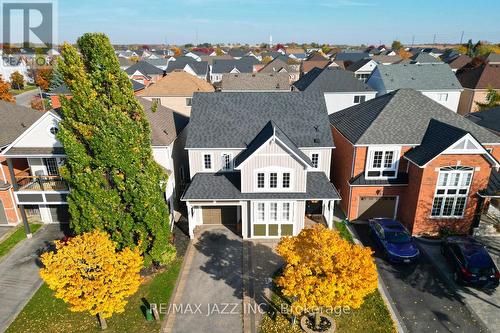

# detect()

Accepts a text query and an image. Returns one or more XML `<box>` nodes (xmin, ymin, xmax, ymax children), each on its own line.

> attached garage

<box><xmin>48</xmin><ymin>205</ymin><xmax>70</xmax><ymax>223</ymax></box>
<box><xmin>202</xmin><ymin>206</ymin><xmax>238</xmax><ymax>225</ymax></box>
<box><xmin>357</xmin><ymin>196</ymin><xmax>397</xmax><ymax>220</ymax></box>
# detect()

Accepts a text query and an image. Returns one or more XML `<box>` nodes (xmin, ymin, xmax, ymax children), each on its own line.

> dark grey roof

<box><xmin>4</xmin><ymin>147</ymin><xmax>66</xmax><ymax>156</ymax></box>
<box><xmin>404</xmin><ymin>120</ymin><xmax>468</xmax><ymax>166</ymax></box>
<box><xmin>125</xmin><ymin>61</ymin><xmax>164</xmax><ymax>76</ymax></box>
<box><xmin>228</xmin><ymin>48</ymin><xmax>247</xmax><ymax>58</ymax></box>
<box><xmin>186</xmin><ymin>92</ymin><xmax>333</xmax><ymax>149</ymax></box>
<box><xmin>465</xmin><ymin>107</ymin><xmax>500</xmax><ymax>133</ymax></box>
<box><xmin>166</xmin><ymin>58</ymin><xmax>208</xmax><ymax>75</ymax></box>
<box><xmin>372</xmin><ymin>63</ymin><xmax>462</xmax><ymax>91</ymax></box>
<box><xmin>293</xmin><ymin>67</ymin><xmax>375</xmax><ymax>93</ymax></box>
<box><xmin>329</xmin><ymin>89</ymin><xmax>500</xmax><ymax>145</ymax></box>
<box><xmin>346</xmin><ymin>58</ymin><xmax>374</xmax><ymax>72</ymax></box>
<box><xmin>350</xmin><ymin>172</ymin><xmax>408</xmax><ymax>186</ymax></box>
<box><xmin>233</xmin><ymin>121</ymin><xmax>312</xmax><ymax>168</ymax></box>
<box><xmin>480</xmin><ymin>170</ymin><xmax>499</xmax><ymax>197</ymax></box>
<box><xmin>138</xmin><ymin>98</ymin><xmax>189</xmax><ymax>146</ymax></box>
<box><xmin>211</xmin><ymin>57</ymin><xmax>260</xmax><ymax>74</ymax></box>
<box><xmin>220</xmin><ymin>72</ymin><xmax>290</xmax><ymax>91</ymax></box>
<box><xmin>334</xmin><ymin>52</ymin><xmax>370</xmax><ymax>62</ymax></box>
<box><xmin>0</xmin><ymin>101</ymin><xmax>44</xmax><ymax>147</ymax></box>
<box><xmin>410</xmin><ymin>52</ymin><xmax>443</xmax><ymax>64</ymax></box>
<box><xmin>144</xmin><ymin>58</ymin><xmax>169</xmax><ymax>68</ymax></box>
<box><xmin>118</xmin><ymin>57</ymin><xmax>135</xmax><ymax>68</ymax></box>
<box><xmin>131</xmin><ymin>80</ymin><xmax>145</xmax><ymax>91</ymax></box>
<box><xmin>182</xmin><ymin>172</ymin><xmax>340</xmax><ymax>200</ymax></box>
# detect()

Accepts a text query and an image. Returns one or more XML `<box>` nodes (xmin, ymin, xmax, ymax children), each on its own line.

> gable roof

<box><xmin>329</xmin><ymin>89</ymin><xmax>500</xmax><ymax>145</ymax></box>
<box><xmin>446</xmin><ymin>55</ymin><xmax>472</xmax><ymax>70</ymax></box>
<box><xmin>125</xmin><ymin>61</ymin><xmax>164</xmax><ymax>76</ymax></box>
<box><xmin>221</xmin><ymin>72</ymin><xmax>290</xmax><ymax>91</ymax></box>
<box><xmin>346</xmin><ymin>58</ymin><xmax>375</xmax><ymax>72</ymax></box>
<box><xmin>456</xmin><ymin>64</ymin><xmax>500</xmax><ymax>89</ymax></box>
<box><xmin>334</xmin><ymin>52</ymin><xmax>369</xmax><ymax>62</ymax></box>
<box><xmin>410</xmin><ymin>52</ymin><xmax>443</xmax><ymax>64</ymax></box>
<box><xmin>0</xmin><ymin>101</ymin><xmax>45</xmax><ymax>147</ymax></box>
<box><xmin>144</xmin><ymin>58</ymin><xmax>169</xmax><ymax>68</ymax></box>
<box><xmin>465</xmin><ymin>106</ymin><xmax>500</xmax><ymax>133</ymax></box>
<box><xmin>228</xmin><ymin>48</ymin><xmax>247</xmax><ymax>58</ymax></box>
<box><xmin>138</xmin><ymin>98</ymin><xmax>189</xmax><ymax>146</ymax></box>
<box><xmin>293</xmin><ymin>67</ymin><xmax>375</xmax><ymax>93</ymax></box>
<box><xmin>259</xmin><ymin>57</ymin><xmax>298</xmax><ymax>74</ymax></box>
<box><xmin>212</xmin><ymin>57</ymin><xmax>259</xmax><ymax>74</ymax></box>
<box><xmin>372</xmin><ymin>63</ymin><xmax>462</xmax><ymax>91</ymax></box>
<box><xmin>371</xmin><ymin>54</ymin><xmax>402</xmax><ymax>64</ymax></box>
<box><xmin>186</xmin><ymin>92</ymin><xmax>333</xmax><ymax>149</ymax></box>
<box><xmin>486</xmin><ymin>53</ymin><xmax>500</xmax><ymax>64</ymax></box>
<box><xmin>301</xmin><ymin>59</ymin><xmax>330</xmax><ymax>74</ymax></box>
<box><xmin>166</xmin><ymin>59</ymin><xmax>208</xmax><ymax>75</ymax></box>
<box><xmin>138</xmin><ymin>71</ymin><xmax>214</xmax><ymax>96</ymax></box>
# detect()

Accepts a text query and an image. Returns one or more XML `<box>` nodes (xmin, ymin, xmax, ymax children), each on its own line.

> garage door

<box><xmin>202</xmin><ymin>206</ymin><xmax>238</xmax><ymax>225</ymax></box>
<box><xmin>357</xmin><ymin>196</ymin><xmax>397</xmax><ymax>220</ymax></box>
<box><xmin>48</xmin><ymin>205</ymin><xmax>70</xmax><ymax>223</ymax></box>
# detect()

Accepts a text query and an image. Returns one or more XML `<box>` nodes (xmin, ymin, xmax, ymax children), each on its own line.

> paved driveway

<box><xmin>352</xmin><ymin>222</ymin><xmax>485</xmax><ymax>333</ymax></box>
<box><xmin>14</xmin><ymin>89</ymin><xmax>39</xmax><ymax>107</ymax></box>
<box><xmin>0</xmin><ymin>224</ymin><xmax>68</xmax><ymax>332</ymax></box>
<box><xmin>164</xmin><ymin>227</ymin><xmax>243</xmax><ymax>333</ymax></box>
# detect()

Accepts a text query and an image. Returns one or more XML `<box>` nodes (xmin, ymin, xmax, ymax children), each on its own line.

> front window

<box><xmin>270</xmin><ymin>173</ymin><xmax>277</xmax><ymax>188</ymax></box>
<box><xmin>283</xmin><ymin>173</ymin><xmax>290</xmax><ymax>188</ymax></box>
<box><xmin>431</xmin><ymin>166</ymin><xmax>473</xmax><ymax>217</ymax></box>
<box><xmin>282</xmin><ymin>202</ymin><xmax>290</xmax><ymax>220</ymax></box>
<box><xmin>257</xmin><ymin>203</ymin><xmax>265</xmax><ymax>221</ymax></box>
<box><xmin>186</xmin><ymin>97</ymin><xmax>192</xmax><ymax>106</ymax></box>
<box><xmin>354</xmin><ymin>95</ymin><xmax>366</xmax><ymax>104</ymax></box>
<box><xmin>437</xmin><ymin>93</ymin><xmax>448</xmax><ymax>102</ymax></box>
<box><xmin>270</xmin><ymin>203</ymin><xmax>277</xmax><ymax>221</ymax></box>
<box><xmin>385</xmin><ymin>231</ymin><xmax>411</xmax><ymax>244</ymax></box>
<box><xmin>257</xmin><ymin>173</ymin><xmax>265</xmax><ymax>188</ymax></box>
<box><xmin>44</xmin><ymin>158</ymin><xmax>59</xmax><ymax>176</ymax></box>
<box><xmin>366</xmin><ymin>147</ymin><xmax>399</xmax><ymax>179</ymax></box>
<box><xmin>203</xmin><ymin>154</ymin><xmax>212</xmax><ymax>170</ymax></box>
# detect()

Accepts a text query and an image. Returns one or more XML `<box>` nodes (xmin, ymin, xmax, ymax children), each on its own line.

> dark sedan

<box><xmin>368</xmin><ymin>218</ymin><xmax>420</xmax><ymax>263</ymax></box>
<box><xmin>441</xmin><ymin>236</ymin><xmax>499</xmax><ymax>289</ymax></box>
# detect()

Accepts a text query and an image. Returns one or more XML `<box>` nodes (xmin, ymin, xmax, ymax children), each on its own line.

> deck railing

<box><xmin>15</xmin><ymin>175</ymin><xmax>69</xmax><ymax>191</ymax></box>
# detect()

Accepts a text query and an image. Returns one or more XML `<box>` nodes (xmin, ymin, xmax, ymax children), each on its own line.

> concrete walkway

<box><xmin>163</xmin><ymin>227</ymin><xmax>244</xmax><ymax>333</ymax></box>
<box><xmin>0</xmin><ymin>224</ymin><xmax>67</xmax><ymax>332</ymax></box>
<box><xmin>417</xmin><ymin>239</ymin><xmax>499</xmax><ymax>333</ymax></box>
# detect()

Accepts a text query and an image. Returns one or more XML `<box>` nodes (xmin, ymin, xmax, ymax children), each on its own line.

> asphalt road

<box><xmin>14</xmin><ymin>89</ymin><xmax>39</xmax><ymax>107</ymax></box>
<box><xmin>352</xmin><ymin>222</ymin><xmax>485</xmax><ymax>333</ymax></box>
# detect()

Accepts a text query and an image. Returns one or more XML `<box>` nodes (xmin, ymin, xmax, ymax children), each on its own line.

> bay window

<box><xmin>431</xmin><ymin>166</ymin><xmax>473</xmax><ymax>218</ymax></box>
<box><xmin>252</xmin><ymin>201</ymin><xmax>294</xmax><ymax>237</ymax></box>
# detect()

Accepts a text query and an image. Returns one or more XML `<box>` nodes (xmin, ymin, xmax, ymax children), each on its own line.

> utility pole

<box><xmin>460</xmin><ymin>31</ymin><xmax>464</xmax><ymax>44</ymax></box>
<box><xmin>195</xmin><ymin>27</ymin><xmax>198</xmax><ymax>46</ymax></box>
<box><xmin>411</xmin><ymin>35</ymin><xmax>415</xmax><ymax>47</ymax></box>
<box><xmin>433</xmin><ymin>34</ymin><xmax>436</xmax><ymax>44</ymax></box>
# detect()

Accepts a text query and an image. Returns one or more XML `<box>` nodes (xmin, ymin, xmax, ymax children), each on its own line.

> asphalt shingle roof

<box><xmin>211</xmin><ymin>57</ymin><xmax>259</xmax><ymax>74</ymax></box>
<box><xmin>410</xmin><ymin>52</ymin><xmax>443</xmax><ymax>64</ymax></box>
<box><xmin>186</xmin><ymin>92</ymin><xmax>333</xmax><ymax>149</ymax></box>
<box><xmin>0</xmin><ymin>101</ymin><xmax>44</xmax><ymax>147</ymax></box>
<box><xmin>465</xmin><ymin>106</ymin><xmax>500</xmax><ymax>133</ymax></box>
<box><xmin>125</xmin><ymin>61</ymin><xmax>164</xmax><ymax>76</ymax></box>
<box><xmin>166</xmin><ymin>58</ymin><xmax>208</xmax><ymax>75</ymax></box>
<box><xmin>346</xmin><ymin>58</ymin><xmax>374</xmax><ymax>72</ymax></box>
<box><xmin>221</xmin><ymin>72</ymin><xmax>290</xmax><ymax>91</ymax></box>
<box><xmin>456</xmin><ymin>64</ymin><xmax>500</xmax><ymax>89</ymax></box>
<box><xmin>293</xmin><ymin>67</ymin><xmax>375</xmax><ymax>93</ymax></box>
<box><xmin>182</xmin><ymin>171</ymin><xmax>340</xmax><ymax>200</ymax></box>
<box><xmin>372</xmin><ymin>63</ymin><xmax>462</xmax><ymax>91</ymax></box>
<box><xmin>334</xmin><ymin>52</ymin><xmax>369</xmax><ymax>62</ymax></box>
<box><xmin>329</xmin><ymin>89</ymin><xmax>500</xmax><ymax>145</ymax></box>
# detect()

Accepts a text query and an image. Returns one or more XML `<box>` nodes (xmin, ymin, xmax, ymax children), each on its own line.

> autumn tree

<box><xmin>476</xmin><ymin>87</ymin><xmax>500</xmax><ymax>111</ymax></box>
<box><xmin>35</xmin><ymin>66</ymin><xmax>53</xmax><ymax>91</ymax></box>
<box><xmin>40</xmin><ymin>230</ymin><xmax>143</xmax><ymax>329</ymax></box>
<box><xmin>10</xmin><ymin>71</ymin><xmax>24</xmax><ymax>90</ymax></box>
<box><xmin>391</xmin><ymin>40</ymin><xmax>402</xmax><ymax>51</ymax></box>
<box><xmin>172</xmin><ymin>46</ymin><xmax>182</xmax><ymax>56</ymax></box>
<box><xmin>276</xmin><ymin>225</ymin><xmax>378</xmax><ymax>327</ymax></box>
<box><xmin>0</xmin><ymin>77</ymin><xmax>15</xmax><ymax>103</ymax></box>
<box><xmin>30</xmin><ymin>95</ymin><xmax>46</xmax><ymax>111</ymax></box>
<box><xmin>57</xmin><ymin>33</ymin><xmax>174</xmax><ymax>265</ymax></box>
<box><xmin>398</xmin><ymin>48</ymin><xmax>412</xmax><ymax>59</ymax></box>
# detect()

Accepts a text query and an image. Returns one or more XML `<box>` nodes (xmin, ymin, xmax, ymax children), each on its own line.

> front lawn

<box><xmin>10</xmin><ymin>85</ymin><xmax>37</xmax><ymax>95</ymax></box>
<box><xmin>0</xmin><ymin>224</ymin><xmax>43</xmax><ymax>258</ymax></box>
<box><xmin>6</xmin><ymin>259</ymin><xmax>182</xmax><ymax>333</ymax></box>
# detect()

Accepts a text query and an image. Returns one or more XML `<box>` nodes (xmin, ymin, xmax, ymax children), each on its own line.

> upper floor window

<box><xmin>354</xmin><ymin>95</ymin><xmax>366</xmax><ymax>104</ymax></box>
<box><xmin>366</xmin><ymin>147</ymin><xmax>399</xmax><ymax>179</ymax></box>
<box><xmin>203</xmin><ymin>154</ymin><xmax>212</xmax><ymax>170</ymax></box>
<box><xmin>257</xmin><ymin>173</ymin><xmax>265</xmax><ymax>188</ymax></box>
<box><xmin>431</xmin><ymin>166</ymin><xmax>473</xmax><ymax>218</ymax></box>
<box><xmin>437</xmin><ymin>93</ymin><xmax>448</xmax><ymax>102</ymax></box>
<box><xmin>221</xmin><ymin>153</ymin><xmax>232</xmax><ymax>171</ymax></box>
<box><xmin>310</xmin><ymin>153</ymin><xmax>319</xmax><ymax>169</ymax></box>
<box><xmin>186</xmin><ymin>97</ymin><xmax>192</xmax><ymax>106</ymax></box>
<box><xmin>283</xmin><ymin>173</ymin><xmax>290</xmax><ymax>188</ymax></box>
<box><xmin>254</xmin><ymin>169</ymin><xmax>293</xmax><ymax>191</ymax></box>
<box><xmin>270</xmin><ymin>173</ymin><xmax>278</xmax><ymax>188</ymax></box>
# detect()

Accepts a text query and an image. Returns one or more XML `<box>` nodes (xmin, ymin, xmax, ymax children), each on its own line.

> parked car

<box><xmin>441</xmin><ymin>236</ymin><xmax>499</xmax><ymax>289</ymax></box>
<box><xmin>368</xmin><ymin>218</ymin><xmax>420</xmax><ymax>263</ymax></box>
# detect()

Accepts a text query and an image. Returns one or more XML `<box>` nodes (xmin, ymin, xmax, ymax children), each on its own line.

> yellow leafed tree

<box><xmin>40</xmin><ymin>230</ymin><xmax>143</xmax><ymax>329</ymax></box>
<box><xmin>276</xmin><ymin>225</ymin><xmax>378</xmax><ymax>317</ymax></box>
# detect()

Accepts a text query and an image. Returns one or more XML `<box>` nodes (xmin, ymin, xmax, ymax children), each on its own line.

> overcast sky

<box><xmin>53</xmin><ymin>0</ymin><xmax>500</xmax><ymax>45</ymax></box>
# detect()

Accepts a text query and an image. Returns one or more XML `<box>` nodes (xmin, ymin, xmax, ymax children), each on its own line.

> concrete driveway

<box><xmin>163</xmin><ymin>227</ymin><xmax>243</xmax><ymax>333</ymax></box>
<box><xmin>417</xmin><ymin>236</ymin><xmax>500</xmax><ymax>332</ymax></box>
<box><xmin>14</xmin><ymin>89</ymin><xmax>39</xmax><ymax>107</ymax></box>
<box><xmin>352</xmin><ymin>222</ymin><xmax>485</xmax><ymax>333</ymax></box>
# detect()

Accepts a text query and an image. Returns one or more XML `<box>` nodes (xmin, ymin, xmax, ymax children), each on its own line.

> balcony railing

<box><xmin>15</xmin><ymin>175</ymin><xmax>69</xmax><ymax>192</ymax></box>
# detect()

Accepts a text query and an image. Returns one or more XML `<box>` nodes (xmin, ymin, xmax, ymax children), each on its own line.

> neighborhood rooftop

<box><xmin>221</xmin><ymin>72</ymin><xmax>290</xmax><ymax>91</ymax></box>
<box><xmin>293</xmin><ymin>67</ymin><xmax>374</xmax><ymax>92</ymax></box>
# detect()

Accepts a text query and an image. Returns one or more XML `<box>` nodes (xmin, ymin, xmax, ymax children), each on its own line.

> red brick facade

<box><xmin>331</xmin><ymin>126</ymin><xmax>498</xmax><ymax>236</ymax></box>
<box><xmin>0</xmin><ymin>157</ymin><xmax>20</xmax><ymax>225</ymax></box>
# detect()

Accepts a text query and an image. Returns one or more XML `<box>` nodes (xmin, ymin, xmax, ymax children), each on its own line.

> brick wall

<box><xmin>330</xmin><ymin>127</ymin><xmax>354</xmax><ymax>216</ymax></box>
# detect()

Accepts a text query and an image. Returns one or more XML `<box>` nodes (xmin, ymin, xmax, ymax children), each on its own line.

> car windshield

<box><xmin>385</xmin><ymin>231</ymin><xmax>411</xmax><ymax>243</ymax></box>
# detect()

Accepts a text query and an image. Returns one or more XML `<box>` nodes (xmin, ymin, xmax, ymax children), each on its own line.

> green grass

<box><xmin>334</xmin><ymin>220</ymin><xmax>354</xmax><ymax>243</ymax></box>
<box><xmin>0</xmin><ymin>224</ymin><xmax>42</xmax><ymax>258</ymax></box>
<box><xmin>10</xmin><ymin>85</ymin><xmax>37</xmax><ymax>95</ymax></box>
<box><xmin>6</xmin><ymin>259</ymin><xmax>182</xmax><ymax>333</ymax></box>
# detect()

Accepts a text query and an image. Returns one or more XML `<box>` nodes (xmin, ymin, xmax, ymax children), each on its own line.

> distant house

<box><xmin>228</xmin><ymin>48</ymin><xmax>247</xmax><ymax>59</ymax></box>
<box><xmin>293</xmin><ymin>67</ymin><xmax>376</xmax><ymax>114</ymax></box>
<box><xmin>334</xmin><ymin>52</ymin><xmax>369</xmax><ymax>63</ymax></box>
<box><xmin>485</xmin><ymin>53</ymin><xmax>500</xmax><ymax>64</ymax></box>
<box><xmin>456</xmin><ymin>64</ymin><xmax>500</xmax><ymax>115</ymax></box>
<box><xmin>220</xmin><ymin>73</ymin><xmax>290</xmax><ymax>92</ymax></box>
<box><xmin>445</xmin><ymin>55</ymin><xmax>471</xmax><ymax>72</ymax></box>
<box><xmin>259</xmin><ymin>57</ymin><xmax>301</xmax><ymax>83</ymax></box>
<box><xmin>346</xmin><ymin>59</ymin><xmax>378</xmax><ymax>82</ymax></box>
<box><xmin>300</xmin><ymin>53</ymin><xmax>330</xmax><ymax>75</ymax></box>
<box><xmin>0</xmin><ymin>54</ymin><xmax>29</xmax><ymax>83</ymax></box>
<box><xmin>144</xmin><ymin>58</ymin><xmax>169</xmax><ymax>70</ymax></box>
<box><xmin>125</xmin><ymin>60</ymin><xmax>165</xmax><ymax>86</ymax></box>
<box><xmin>410</xmin><ymin>52</ymin><xmax>443</xmax><ymax>64</ymax></box>
<box><xmin>166</xmin><ymin>58</ymin><xmax>209</xmax><ymax>81</ymax></box>
<box><xmin>119</xmin><ymin>57</ymin><xmax>135</xmax><ymax>70</ymax></box>
<box><xmin>210</xmin><ymin>57</ymin><xmax>260</xmax><ymax>83</ymax></box>
<box><xmin>367</xmin><ymin>63</ymin><xmax>463</xmax><ymax>112</ymax></box>
<box><xmin>138</xmin><ymin>71</ymin><xmax>214</xmax><ymax>117</ymax></box>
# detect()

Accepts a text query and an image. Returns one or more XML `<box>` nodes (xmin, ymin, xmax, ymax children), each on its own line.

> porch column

<box><xmin>328</xmin><ymin>200</ymin><xmax>334</xmax><ymax>229</ymax></box>
<box><xmin>241</xmin><ymin>201</ymin><xmax>248</xmax><ymax>239</ymax></box>
<box><xmin>7</xmin><ymin>159</ymin><xmax>31</xmax><ymax>237</ymax></box>
<box><xmin>186</xmin><ymin>203</ymin><xmax>195</xmax><ymax>239</ymax></box>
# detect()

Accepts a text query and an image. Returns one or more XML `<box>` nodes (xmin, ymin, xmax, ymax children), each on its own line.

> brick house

<box><xmin>456</xmin><ymin>63</ymin><xmax>500</xmax><ymax>115</ymax></box>
<box><xmin>330</xmin><ymin>89</ymin><xmax>499</xmax><ymax>236</ymax></box>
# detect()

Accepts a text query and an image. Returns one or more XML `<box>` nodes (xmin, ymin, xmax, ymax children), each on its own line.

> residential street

<box><xmin>13</xmin><ymin>89</ymin><xmax>39</xmax><ymax>107</ymax></box>
<box><xmin>352</xmin><ymin>222</ymin><xmax>485</xmax><ymax>333</ymax></box>
<box><xmin>0</xmin><ymin>224</ymin><xmax>68</xmax><ymax>332</ymax></box>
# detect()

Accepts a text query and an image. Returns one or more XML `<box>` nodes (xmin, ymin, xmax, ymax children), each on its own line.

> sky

<box><xmin>53</xmin><ymin>0</ymin><xmax>500</xmax><ymax>45</ymax></box>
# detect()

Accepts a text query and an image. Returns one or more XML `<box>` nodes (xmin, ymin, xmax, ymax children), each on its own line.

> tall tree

<box><xmin>57</xmin><ymin>33</ymin><xmax>174</xmax><ymax>265</ymax></box>
<box><xmin>0</xmin><ymin>77</ymin><xmax>15</xmax><ymax>103</ymax></box>
<box><xmin>10</xmin><ymin>71</ymin><xmax>24</xmax><ymax>90</ymax></box>
<box><xmin>34</xmin><ymin>66</ymin><xmax>53</xmax><ymax>91</ymax></box>
<box><xmin>476</xmin><ymin>87</ymin><xmax>500</xmax><ymax>111</ymax></box>
<box><xmin>49</xmin><ymin>62</ymin><xmax>64</xmax><ymax>91</ymax></box>
<box><xmin>391</xmin><ymin>40</ymin><xmax>402</xmax><ymax>51</ymax></box>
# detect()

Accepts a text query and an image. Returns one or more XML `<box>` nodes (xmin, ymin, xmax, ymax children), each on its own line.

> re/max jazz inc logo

<box><xmin>1</xmin><ymin>0</ymin><xmax>56</xmax><ymax>48</ymax></box>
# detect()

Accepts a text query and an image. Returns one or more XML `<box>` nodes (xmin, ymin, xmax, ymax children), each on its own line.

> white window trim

<box><xmin>251</xmin><ymin>201</ymin><xmax>295</xmax><ymax>238</ymax></box>
<box><xmin>365</xmin><ymin>146</ymin><xmax>400</xmax><ymax>180</ymax></box>
<box><xmin>309</xmin><ymin>152</ymin><xmax>321</xmax><ymax>170</ymax></box>
<box><xmin>202</xmin><ymin>153</ymin><xmax>213</xmax><ymax>171</ymax></box>
<box><xmin>220</xmin><ymin>153</ymin><xmax>233</xmax><ymax>172</ymax></box>
<box><xmin>253</xmin><ymin>167</ymin><xmax>294</xmax><ymax>192</ymax></box>
<box><xmin>430</xmin><ymin>167</ymin><xmax>473</xmax><ymax>219</ymax></box>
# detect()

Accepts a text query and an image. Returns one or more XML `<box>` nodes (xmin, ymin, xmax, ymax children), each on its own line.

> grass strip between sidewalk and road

<box><xmin>0</xmin><ymin>224</ymin><xmax>43</xmax><ymax>258</ymax></box>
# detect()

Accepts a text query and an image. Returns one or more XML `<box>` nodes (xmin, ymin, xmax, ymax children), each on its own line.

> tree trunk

<box><xmin>98</xmin><ymin>313</ymin><xmax>107</xmax><ymax>330</ymax></box>
<box><xmin>315</xmin><ymin>311</ymin><xmax>320</xmax><ymax>330</ymax></box>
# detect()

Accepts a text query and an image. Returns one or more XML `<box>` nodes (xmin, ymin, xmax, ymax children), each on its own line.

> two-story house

<box><xmin>125</xmin><ymin>60</ymin><xmax>165</xmax><ymax>86</ymax></box>
<box><xmin>346</xmin><ymin>58</ymin><xmax>378</xmax><ymax>82</ymax></box>
<box><xmin>181</xmin><ymin>93</ymin><xmax>340</xmax><ymax>239</ymax></box>
<box><xmin>210</xmin><ymin>57</ymin><xmax>261</xmax><ymax>83</ymax></box>
<box><xmin>330</xmin><ymin>89</ymin><xmax>499</xmax><ymax>236</ymax></box>
<box><xmin>367</xmin><ymin>63</ymin><xmax>463</xmax><ymax>112</ymax></box>
<box><xmin>293</xmin><ymin>67</ymin><xmax>376</xmax><ymax>114</ymax></box>
<box><xmin>456</xmin><ymin>63</ymin><xmax>500</xmax><ymax>115</ymax></box>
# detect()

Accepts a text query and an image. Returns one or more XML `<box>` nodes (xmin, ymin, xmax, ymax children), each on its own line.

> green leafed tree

<box><xmin>49</xmin><ymin>61</ymin><xmax>64</xmax><ymax>92</ymax></box>
<box><xmin>391</xmin><ymin>40</ymin><xmax>402</xmax><ymax>51</ymax></box>
<box><xmin>57</xmin><ymin>33</ymin><xmax>174</xmax><ymax>265</ymax></box>
<box><xmin>476</xmin><ymin>87</ymin><xmax>500</xmax><ymax>111</ymax></box>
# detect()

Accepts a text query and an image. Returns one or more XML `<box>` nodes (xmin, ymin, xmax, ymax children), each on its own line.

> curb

<box><xmin>415</xmin><ymin>239</ymin><xmax>491</xmax><ymax>333</ymax></box>
<box><xmin>345</xmin><ymin>222</ymin><xmax>407</xmax><ymax>333</ymax></box>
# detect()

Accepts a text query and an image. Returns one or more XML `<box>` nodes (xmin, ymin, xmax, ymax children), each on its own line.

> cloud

<box><xmin>321</xmin><ymin>0</ymin><xmax>377</xmax><ymax>8</ymax></box>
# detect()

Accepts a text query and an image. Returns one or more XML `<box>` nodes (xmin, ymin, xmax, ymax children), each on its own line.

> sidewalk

<box><xmin>0</xmin><ymin>224</ymin><xmax>67</xmax><ymax>332</ymax></box>
<box><xmin>417</xmin><ymin>239</ymin><xmax>499</xmax><ymax>332</ymax></box>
